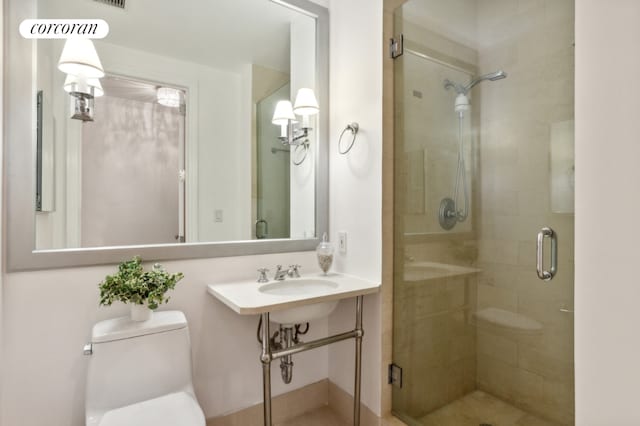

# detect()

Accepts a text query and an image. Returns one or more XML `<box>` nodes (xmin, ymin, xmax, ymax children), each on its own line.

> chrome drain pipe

<box><xmin>279</xmin><ymin>326</ymin><xmax>294</xmax><ymax>384</ymax></box>
<box><xmin>257</xmin><ymin>320</ymin><xmax>311</xmax><ymax>385</ymax></box>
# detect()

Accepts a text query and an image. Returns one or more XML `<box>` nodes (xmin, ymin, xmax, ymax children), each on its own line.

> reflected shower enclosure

<box><xmin>392</xmin><ymin>1</ymin><xmax>575</xmax><ymax>425</ymax></box>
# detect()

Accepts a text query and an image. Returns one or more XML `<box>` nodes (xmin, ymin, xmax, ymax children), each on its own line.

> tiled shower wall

<box><xmin>475</xmin><ymin>1</ymin><xmax>574</xmax><ymax>424</ymax></box>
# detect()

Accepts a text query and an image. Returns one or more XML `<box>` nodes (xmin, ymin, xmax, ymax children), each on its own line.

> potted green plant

<box><xmin>99</xmin><ymin>256</ymin><xmax>184</xmax><ymax>321</ymax></box>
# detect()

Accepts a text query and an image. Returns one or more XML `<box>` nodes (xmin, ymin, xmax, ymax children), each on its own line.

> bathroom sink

<box><xmin>258</xmin><ymin>279</ymin><xmax>340</xmax><ymax>325</ymax></box>
<box><xmin>207</xmin><ymin>273</ymin><xmax>379</xmax><ymax>324</ymax></box>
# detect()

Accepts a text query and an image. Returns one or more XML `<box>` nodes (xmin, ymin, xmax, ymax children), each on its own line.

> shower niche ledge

<box><xmin>404</xmin><ymin>261</ymin><xmax>481</xmax><ymax>282</ymax></box>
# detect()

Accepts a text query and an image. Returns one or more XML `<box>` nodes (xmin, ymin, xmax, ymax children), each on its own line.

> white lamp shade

<box><xmin>157</xmin><ymin>87</ymin><xmax>183</xmax><ymax>107</ymax></box>
<box><xmin>64</xmin><ymin>74</ymin><xmax>104</xmax><ymax>97</ymax></box>
<box><xmin>293</xmin><ymin>88</ymin><xmax>319</xmax><ymax>116</ymax></box>
<box><xmin>58</xmin><ymin>38</ymin><xmax>105</xmax><ymax>78</ymax></box>
<box><xmin>272</xmin><ymin>100</ymin><xmax>296</xmax><ymax>125</ymax></box>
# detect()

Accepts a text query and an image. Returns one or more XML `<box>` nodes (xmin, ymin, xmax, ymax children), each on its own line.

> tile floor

<box><xmin>277</xmin><ymin>390</ymin><xmax>559</xmax><ymax>426</ymax></box>
<box><xmin>419</xmin><ymin>391</ymin><xmax>559</xmax><ymax>426</ymax></box>
<box><xmin>278</xmin><ymin>405</ymin><xmax>349</xmax><ymax>426</ymax></box>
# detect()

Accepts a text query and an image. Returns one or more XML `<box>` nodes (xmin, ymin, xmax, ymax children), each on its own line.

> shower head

<box><xmin>464</xmin><ymin>70</ymin><xmax>507</xmax><ymax>93</ymax></box>
<box><xmin>444</xmin><ymin>69</ymin><xmax>507</xmax><ymax>115</ymax></box>
<box><xmin>486</xmin><ymin>70</ymin><xmax>507</xmax><ymax>81</ymax></box>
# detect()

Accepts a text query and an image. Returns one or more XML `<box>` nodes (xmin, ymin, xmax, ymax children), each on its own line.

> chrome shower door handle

<box><xmin>536</xmin><ymin>227</ymin><xmax>557</xmax><ymax>281</ymax></box>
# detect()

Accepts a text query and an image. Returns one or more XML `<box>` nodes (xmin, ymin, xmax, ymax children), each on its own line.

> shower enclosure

<box><xmin>391</xmin><ymin>1</ymin><xmax>575</xmax><ymax>425</ymax></box>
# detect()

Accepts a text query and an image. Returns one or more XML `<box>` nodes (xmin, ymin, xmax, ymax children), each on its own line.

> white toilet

<box><xmin>85</xmin><ymin>310</ymin><xmax>205</xmax><ymax>426</ymax></box>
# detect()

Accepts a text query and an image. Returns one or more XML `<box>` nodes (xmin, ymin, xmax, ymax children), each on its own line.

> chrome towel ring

<box><xmin>338</xmin><ymin>122</ymin><xmax>359</xmax><ymax>154</ymax></box>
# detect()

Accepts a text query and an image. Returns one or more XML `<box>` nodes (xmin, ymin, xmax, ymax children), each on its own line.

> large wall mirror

<box><xmin>5</xmin><ymin>0</ymin><xmax>328</xmax><ymax>270</ymax></box>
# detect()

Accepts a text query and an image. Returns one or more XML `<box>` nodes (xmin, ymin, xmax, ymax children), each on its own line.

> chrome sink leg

<box><xmin>354</xmin><ymin>296</ymin><xmax>364</xmax><ymax>426</ymax></box>
<box><xmin>260</xmin><ymin>312</ymin><xmax>272</xmax><ymax>426</ymax></box>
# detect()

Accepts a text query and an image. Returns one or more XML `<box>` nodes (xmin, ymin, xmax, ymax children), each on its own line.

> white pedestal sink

<box><xmin>207</xmin><ymin>272</ymin><xmax>380</xmax><ymax>426</ymax></box>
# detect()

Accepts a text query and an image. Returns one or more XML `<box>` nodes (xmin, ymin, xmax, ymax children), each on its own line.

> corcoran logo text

<box><xmin>19</xmin><ymin>19</ymin><xmax>109</xmax><ymax>39</ymax></box>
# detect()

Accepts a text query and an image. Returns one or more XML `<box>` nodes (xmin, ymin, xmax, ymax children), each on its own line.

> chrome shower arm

<box><xmin>444</xmin><ymin>79</ymin><xmax>466</xmax><ymax>94</ymax></box>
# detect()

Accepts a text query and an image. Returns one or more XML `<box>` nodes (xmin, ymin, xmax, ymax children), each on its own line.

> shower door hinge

<box><xmin>388</xmin><ymin>363</ymin><xmax>403</xmax><ymax>388</ymax></box>
<box><xmin>390</xmin><ymin>34</ymin><xmax>404</xmax><ymax>59</ymax></box>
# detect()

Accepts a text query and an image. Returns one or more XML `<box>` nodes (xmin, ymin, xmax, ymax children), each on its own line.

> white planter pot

<box><xmin>130</xmin><ymin>304</ymin><xmax>152</xmax><ymax>321</ymax></box>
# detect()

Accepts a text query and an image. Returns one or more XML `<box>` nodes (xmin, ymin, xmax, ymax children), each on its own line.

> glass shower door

<box><xmin>391</xmin><ymin>1</ymin><xmax>575</xmax><ymax>425</ymax></box>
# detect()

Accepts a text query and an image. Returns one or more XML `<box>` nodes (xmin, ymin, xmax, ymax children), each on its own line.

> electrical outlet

<box><xmin>214</xmin><ymin>209</ymin><xmax>223</xmax><ymax>223</ymax></box>
<box><xmin>338</xmin><ymin>231</ymin><xmax>347</xmax><ymax>253</ymax></box>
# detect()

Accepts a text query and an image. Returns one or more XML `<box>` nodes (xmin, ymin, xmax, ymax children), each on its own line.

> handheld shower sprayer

<box><xmin>454</xmin><ymin>93</ymin><xmax>470</xmax><ymax>115</ymax></box>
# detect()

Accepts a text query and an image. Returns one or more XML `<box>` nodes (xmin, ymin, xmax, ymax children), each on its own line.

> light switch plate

<box><xmin>338</xmin><ymin>231</ymin><xmax>347</xmax><ymax>253</ymax></box>
<box><xmin>214</xmin><ymin>209</ymin><xmax>223</xmax><ymax>222</ymax></box>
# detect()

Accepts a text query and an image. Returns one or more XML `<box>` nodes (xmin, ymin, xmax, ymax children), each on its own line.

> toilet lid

<box><xmin>98</xmin><ymin>392</ymin><xmax>205</xmax><ymax>426</ymax></box>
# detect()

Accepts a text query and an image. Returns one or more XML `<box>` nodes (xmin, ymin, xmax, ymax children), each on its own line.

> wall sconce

<box><xmin>57</xmin><ymin>38</ymin><xmax>105</xmax><ymax>78</ymax></box>
<box><xmin>272</xmin><ymin>88</ymin><xmax>319</xmax><ymax>147</ymax></box>
<box><xmin>63</xmin><ymin>74</ymin><xmax>103</xmax><ymax>122</ymax></box>
<box><xmin>58</xmin><ymin>38</ymin><xmax>105</xmax><ymax>121</ymax></box>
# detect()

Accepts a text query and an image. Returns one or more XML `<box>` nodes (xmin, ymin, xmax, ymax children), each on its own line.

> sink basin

<box><xmin>259</xmin><ymin>279</ymin><xmax>339</xmax><ymax>296</ymax></box>
<box><xmin>259</xmin><ymin>279</ymin><xmax>340</xmax><ymax>325</ymax></box>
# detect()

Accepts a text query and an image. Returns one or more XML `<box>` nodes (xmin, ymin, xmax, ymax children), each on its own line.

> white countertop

<box><xmin>208</xmin><ymin>272</ymin><xmax>380</xmax><ymax>315</ymax></box>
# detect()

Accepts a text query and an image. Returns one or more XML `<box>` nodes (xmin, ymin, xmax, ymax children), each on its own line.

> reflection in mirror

<box><xmin>82</xmin><ymin>75</ymin><xmax>186</xmax><ymax>247</ymax></box>
<box><xmin>257</xmin><ymin>83</ymin><xmax>291</xmax><ymax>240</ymax></box>
<box><xmin>34</xmin><ymin>0</ymin><xmax>318</xmax><ymax>250</ymax></box>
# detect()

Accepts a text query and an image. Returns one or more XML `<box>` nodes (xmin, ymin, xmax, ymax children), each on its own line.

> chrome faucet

<box><xmin>272</xmin><ymin>264</ymin><xmax>302</xmax><ymax>281</ymax></box>
<box><xmin>288</xmin><ymin>264</ymin><xmax>302</xmax><ymax>278</ymax></box>
<box><xmin>274</xmin><ymin>265</ymin><xmax>288</xmax><ymax>281</ymax></box>
<box><xmin>257</xmin><ymin>268</ymin><xmax>270</xmax><ymax>283</ymax></box>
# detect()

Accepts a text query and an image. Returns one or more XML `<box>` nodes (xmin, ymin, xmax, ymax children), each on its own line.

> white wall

<box><xmin>327</xmin><ymin>0</ymin><xmax>384</xmax><ymax>416</ymax></box>
<box><xmin>0</xmin><ymin>253</ymin><xmax>329</xmax><ymax>426</ymax></box>
<box><xmin>575</xmin><ymin>1</ymin><xmax>640</xmax><ymax>424</ymax></box>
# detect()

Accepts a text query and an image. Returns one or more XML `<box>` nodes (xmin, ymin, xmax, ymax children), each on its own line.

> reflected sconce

<box><xmin>156</xmin><ymin>87</ymin><xmax>183</xmax><ymax>108</ymax></box>
<box><xmin>63</xmin><ymin>74</ymin><xmax>104</xmax><ymax>122</ymax></box>
<box><xmin>272</xmin><ymin>87</ymin><xmax>319</xmax><ymax>147</ymax></box>
<box><xmin>58</xmin><ymin>38</ymin><xmax>105</xmax><ymax>121</ymax></box>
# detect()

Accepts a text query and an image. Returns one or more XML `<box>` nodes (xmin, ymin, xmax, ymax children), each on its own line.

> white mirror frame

<box><xmin>4</xmin><ymin>0</ymin><xmax>329</xmax><ymax>271</ymax></box>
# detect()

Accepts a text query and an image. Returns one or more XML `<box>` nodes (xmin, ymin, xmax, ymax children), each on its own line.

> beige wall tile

<box><xmin>477</xmin><ymin>283</ymin><xmax>518</xmax><ymax>311</ymax></box>
<box><xmin>477</xmin><ymin>330</ymin><xmax>518</xmax><ymax>366</ymax></box>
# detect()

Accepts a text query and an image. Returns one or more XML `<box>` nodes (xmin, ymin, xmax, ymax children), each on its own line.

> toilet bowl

<box><xmin>85</xmin><ymin>311</ymin><xmax>205</xmax><ymax>426</ymax></box>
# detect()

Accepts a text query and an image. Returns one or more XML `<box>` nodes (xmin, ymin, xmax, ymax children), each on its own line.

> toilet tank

<box><xmin>85</xmin><ymin>311</ymin><xmax>195</xmax><ymax>417</ymax></box>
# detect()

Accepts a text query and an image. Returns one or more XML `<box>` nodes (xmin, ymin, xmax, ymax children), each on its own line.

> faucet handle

<box><xmin>257</xmin><ymin>268</ymin><xmax>269</xmax><ymax>283</ymax></box>
<box><xmin>288</xmin><ymin>264</ymin><xmax>302</xmax><ymax>278</ymax></box>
